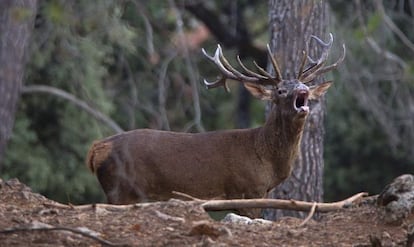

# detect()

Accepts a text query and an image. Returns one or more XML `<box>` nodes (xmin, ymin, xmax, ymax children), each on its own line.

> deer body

<box><xmin>87</xmin><ymin>106</ymin><xmax>305</xmax><ymax>204</ymax></box>
<box><xmin>87</xmin><ymin>34</ymin><xmax>345</xmax><ymax>209</ymax></box>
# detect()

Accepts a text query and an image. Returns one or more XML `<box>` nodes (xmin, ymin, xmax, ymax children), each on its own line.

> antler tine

<box><xmin>305</xmin><ymin>44</ymin><xmax>346</xmax><ymax>82</ymax></box>
<box><xmin>202</xmin><ymin>44</ymin><xmax>282</xmax><ymax>91</ymax></box>
<box><xmin>202</xmin><ymin>77</ymin><xmax>231</xmax><ymax>92</ymax></box>
<box><xmin>303</xmin><ymin>33</ymin><xmax>333</xmax><ymax>71</ymax></box>
<box><xmin>202</xmin><ymin>45</ymin><xmax>259</xmax><ymax>91</ymax></box>
<box><xmin>300</xmin><ymin>59</ymin><xmax>326</xmax><ymax>82</ymax></box>
<box><xmin>236</xmin><ymin>55</ymin><xmax>268</xmax><ymax>80</ymax></box>
<box><xmin>217</xmin><ymin>46</ymin><xmax>262</xmax><ymax>83</ymax></box>
<box><xmin>307</xmin><ymin>33</ymin><xmax>333</xmax><ymax>63</ymax></box>
<box><xmin>297</xmin><ymin>50</ymin><xmax>308</xmax><ymax>80</ymax></box>
<box><xmin>266</xmin><ymin>44</ymin><xmax>283</xmax><ymax>82</ymax></box>
<box><xmin>299</xmin><ymin>33</ymin><xmax>345</xmax><ymax>83</ymax></box>
<box><xmin>317</xmin><ymin>44</ymin><xmax>346</xmax><ymax>75</ymax></box>
<box><xmin>253</xmin><ymin>60</ymin><xmax>274</xmax><ymax>79</ymax></box>
<box><xmin>202</xmin><ymin>45</ymin><xmax>235</xmax><ymax>92</ymax></box>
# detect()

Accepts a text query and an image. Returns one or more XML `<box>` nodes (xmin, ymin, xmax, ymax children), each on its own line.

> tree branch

<box><xmin>375</xmin><ymin>0</ymin><xmax>414</xmax><ymax>55</ymax></box>
<box><xmin>170</xmin><ymin>0</ymin><xmax>205</xmax><ymax>132</ymax></box>
<box><xmin>21</xmin><ymin>85</ymin><xmax>123</xmax><ymax>133</ymax></box>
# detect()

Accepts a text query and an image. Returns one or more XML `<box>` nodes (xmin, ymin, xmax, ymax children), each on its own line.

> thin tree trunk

<box><xmin>0</xmin><ymin>0</ymin><xmax>37</xmax><ymax>167</ymax></box>
<box><xmin>236</xmin><ymin>86</ymin><xmax>251</xmax><ymax>128</ymax></box>
<box><xmin>263</xmin><ymin>0</ymin><xmax>329</xmax><ymax>220</ymax></box>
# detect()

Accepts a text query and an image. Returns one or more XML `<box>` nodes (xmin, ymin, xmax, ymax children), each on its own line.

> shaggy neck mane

<box><xmin>255</xmin><ymin>106</ymin><xmax>307</xmax><ymax>180</ymax></box>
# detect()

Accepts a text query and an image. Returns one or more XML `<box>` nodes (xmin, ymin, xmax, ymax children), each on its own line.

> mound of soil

<box><xmin>0</xmin><ymin>178</ymin><xmax>413</xmax><ymax>246</ymax></box>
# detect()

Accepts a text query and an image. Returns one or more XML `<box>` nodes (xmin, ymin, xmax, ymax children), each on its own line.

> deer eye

<box><xmin>278</xmin><ymin>89</ymin><xmax>287</xmax><ymax>95</ymax></box>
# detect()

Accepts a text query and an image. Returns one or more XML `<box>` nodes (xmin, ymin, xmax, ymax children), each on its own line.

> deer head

<box><xmin>202</xmin><ymin>33</ymin><xmax>346</xmax><ymax>121</ymax></box>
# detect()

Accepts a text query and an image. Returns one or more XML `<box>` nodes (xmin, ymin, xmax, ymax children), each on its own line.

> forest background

<box><xmin>1</xmin><ymin>0</ymin><xmax>413</xmax><ymax>205</ymax></box>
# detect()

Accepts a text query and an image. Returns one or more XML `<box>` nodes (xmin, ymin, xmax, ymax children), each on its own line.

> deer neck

<box><xmin>255</xmin><ymin>107</ymin><xmax>307</xmax><ymax>181</ymax></box>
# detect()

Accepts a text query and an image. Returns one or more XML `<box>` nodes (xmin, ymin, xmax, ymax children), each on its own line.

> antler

<box><xmin>298</xmin><ymin>33</ymin><xmax>346</xmax><ymax>83</ymax></box>
<box><xmin>203</xmin><ymin>33</ymin><xmax>345</xmax><ymax>91</ymax></box>
<box><xmin>202</xmin><ymin>44</ymin><xmax>282</xmax><ymax>92</ymax></box>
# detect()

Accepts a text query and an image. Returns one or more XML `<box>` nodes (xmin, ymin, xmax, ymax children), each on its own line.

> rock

<box><xmin>30</xmin><ymin>220</ymin><xmax>53</xmax><ymax>229</ymax></box>
<box><xmin>221</xmin><ymin>213</ymin><xmax>273</xmax><ymax>225</ymax></box>
<box><xmin>377</xmin><ymin>174</ymin><xmax>414</xmax><ymax>224</ymax></box>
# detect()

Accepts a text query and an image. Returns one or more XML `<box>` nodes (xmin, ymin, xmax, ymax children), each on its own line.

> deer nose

<box><xmin>295</xmin><ymin>84</ymin><xmax>309</xmax><ymax>93</ymax></box>
<box><xmin>295</xmin><ymin>84</ymin><xmax>309</xmax><ymax>101</ymax></box>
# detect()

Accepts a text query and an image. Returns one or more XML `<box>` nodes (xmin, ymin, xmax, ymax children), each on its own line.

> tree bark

<box><xmin>0</xmin><ymin>0</ymin><xmax>37</xmax><ymax>167</ymax></box>
<box><xmin>263</xmin><ymin>0</ymin><xmax>329</xmax><ymax>220</ymax></box>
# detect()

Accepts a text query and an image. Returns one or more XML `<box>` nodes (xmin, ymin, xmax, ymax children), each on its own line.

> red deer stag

<box><xmin>86</xmin><ymin>33</ymin><xmax>345</xmax><ymax>209</ymax></box>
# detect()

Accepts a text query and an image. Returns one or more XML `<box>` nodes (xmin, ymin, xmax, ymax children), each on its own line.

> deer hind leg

<box><xmin>96</xmin><ymin>159</ymin><xmax>145</xmax><ymax>204</ymax></box>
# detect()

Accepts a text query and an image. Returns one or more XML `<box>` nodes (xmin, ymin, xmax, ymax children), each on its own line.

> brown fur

<box><xmin>86</xmin><ymin>141</ymin><xmax>113</xmax><ymax>173</ymax></box>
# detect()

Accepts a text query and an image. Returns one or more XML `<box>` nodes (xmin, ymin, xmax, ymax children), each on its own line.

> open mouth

<box><xmin>294</xmin><ymin>90</ymin><xmax>309</xmax><ymax>113</ymax></box>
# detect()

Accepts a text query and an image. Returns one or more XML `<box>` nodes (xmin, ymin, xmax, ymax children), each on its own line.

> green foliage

<box><xmin>325</xmin><ymin>0</ymin><xmax>414</xmax><ymax>201</ymax></box>
<box><xmin>3</xmin><ymin>0</ymin><xmax>134</xmax><ymax>204</ymax></box>
<box><xmin>366</xmin><ymin>12</ymin><xmax>382</xmax><ymax>34</ymax></box>
<box><xmin>324</xmin><ymin>85</ymin><xmax>412</xmax><ymax>201</ymax></box>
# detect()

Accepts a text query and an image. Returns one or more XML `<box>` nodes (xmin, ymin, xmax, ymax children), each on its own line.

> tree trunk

<box><xmin>0</xmin><ymin>0</ymin><xmax>37</xmax><ymax>167</ymax></box>
<box><xmin>263</xmin><ymin>0</ymin><xmax>329</xmax><ymax>220</ymax></box>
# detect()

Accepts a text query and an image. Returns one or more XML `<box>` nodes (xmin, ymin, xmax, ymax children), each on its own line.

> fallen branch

<box><xmin>44</xmin><ymin>192</ymin><xmax>368</xmax><ymax>214</ymax></box>
<box><xmin>43</xmin><ymin>201</ymin><xmax>156</xmax><ymax>211</ymax></box>
<box><xmin>200</xmin><ymin>192</ymin><xmax>368</xmax><ymax>212</ymax></box>
<box><xmin>172</xmin><ymin>191</ymin><xmax>202</xmax><ymax>201</ymax></box>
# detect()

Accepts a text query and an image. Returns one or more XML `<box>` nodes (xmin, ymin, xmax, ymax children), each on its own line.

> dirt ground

<box><xmin>0</xmin><ymin>178</ymin><xmax>413</xmax><ymax>247</ymax></box>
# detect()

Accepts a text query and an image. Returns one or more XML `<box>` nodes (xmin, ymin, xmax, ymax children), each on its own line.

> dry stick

<box><xmin>43</xmin><ymin>201</ymin><xmax>156</xmax><ymax>211</ymax></box>
<box><xmin>44</xmin><ymin>192</ymin><xmax>368</xmax><ymax>213</ymax></box>
<box><xmin>172</xmin><ymin>191</ymin><xmax>202</xmax><ymax>201</ymax></box>
<box><xmin>0</xmin><ymin>226</ymin><xmax>123</xmax><ymax>246</ymax></box>
<box><xmin>200</xmin><ymin>192</ymin><xmax>368</xmax><ymax>212</ymax></box>
<box><xmin>298</xmin><ymin>202</ymin><xmax>317</xmax><ymax>227</ymax></box>
<box><xmin>153</xmin><ymin>210</ymin><xmax>186</xmax><ymax>223</ymax></box>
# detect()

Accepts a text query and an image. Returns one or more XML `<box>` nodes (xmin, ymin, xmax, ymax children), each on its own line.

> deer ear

<box><xmin>244</xmin><ymin>82</ymin><xmax>272</xmax><ymax>101</ymax></box>
<box><xmin>309</xmin><ymin>81</ymin><xmax>332</xmax><ymax>100</ymax></box>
